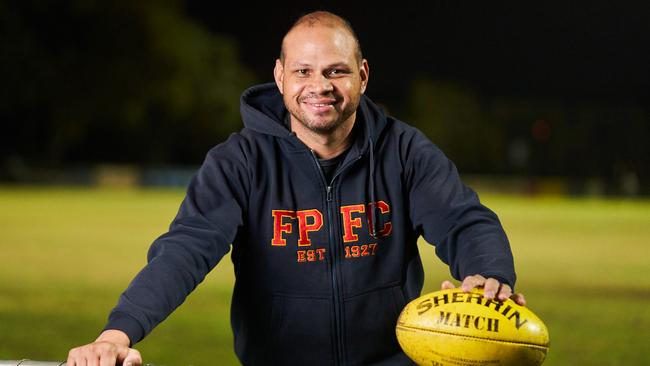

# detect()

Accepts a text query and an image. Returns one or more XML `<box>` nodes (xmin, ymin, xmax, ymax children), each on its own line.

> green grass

<box><xmin>0</xmin><ymin>187</ymin><xmax>648</xmax><ymax>365</ymax></box>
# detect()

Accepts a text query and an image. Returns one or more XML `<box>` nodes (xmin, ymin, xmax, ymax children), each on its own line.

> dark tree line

<box><xmin>2</xmin><ymin>1</ymin><xmax>648</xmax><ymax>194</ymax></box>
<box><xmin>406</xmin><ymin>78</ymin><xmax>649</xmax><ymax>194</ymax></box>
<box><xmin>2</xmin><ymin>0</ymin><xmax>254</xmax><ymax>170</ymax></box>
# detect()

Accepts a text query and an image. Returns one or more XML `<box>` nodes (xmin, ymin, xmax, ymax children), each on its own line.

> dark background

<box><xmin>190</xmin><ymin>1</ymin><xmax>650</xmax><ymax>103</ymax></box>
<box><xmin>2</xmin><ymin>1</ymin><xmax>649</xmax><ymax>194</ymax></box>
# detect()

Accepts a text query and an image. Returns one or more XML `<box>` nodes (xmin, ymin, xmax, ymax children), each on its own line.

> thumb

<box><xmin>118</xmin><ymin>346</ymin><xmax>143</xmax><ymax>366</ymax></box>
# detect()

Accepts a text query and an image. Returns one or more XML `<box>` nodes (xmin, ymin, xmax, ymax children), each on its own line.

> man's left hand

<box><xmin>441</xmin><ymin>274</ymin><xmax>526</xmax><ymax>306</ymax></box>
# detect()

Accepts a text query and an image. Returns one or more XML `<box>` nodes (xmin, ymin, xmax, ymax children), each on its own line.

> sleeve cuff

<box><xmin>103</xmin><ymin>312</ymin><xmax>146</xmax><ymax>346</ymax></box>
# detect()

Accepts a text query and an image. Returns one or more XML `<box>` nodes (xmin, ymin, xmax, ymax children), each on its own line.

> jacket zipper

<box><xmin>326</xmin><ymin>184</ymin><xmax>345</xmax><ymax>365</ymax></box>
<box><xmin>310</xmin><ymin>150</ymin><xmax>362</xmax><ymax>366</ymax></box>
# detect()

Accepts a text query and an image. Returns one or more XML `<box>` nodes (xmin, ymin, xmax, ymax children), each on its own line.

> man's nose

<box><xmin>308</xmin><ymin>74</ymin><xmax>334</xmax><ymax>94</ymax></box>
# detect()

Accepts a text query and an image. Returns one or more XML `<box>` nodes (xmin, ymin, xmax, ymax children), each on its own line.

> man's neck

<box><xmin>290</xmin><ymin>115</ymin><xmax>356</xmax><ymax>160</ymax></box>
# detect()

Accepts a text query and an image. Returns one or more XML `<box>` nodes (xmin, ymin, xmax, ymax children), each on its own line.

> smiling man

<box><xmin>275</xmin><ymin>16</ymin><xmax>368</xmax><ymax>161</ymax></box>
<box><xmin>68</xmin><ymin>11</ymin><xmax>523</xmax><ymax>366</ymax></box>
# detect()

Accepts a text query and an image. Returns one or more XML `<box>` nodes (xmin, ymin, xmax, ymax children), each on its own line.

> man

<box><xmin>68</xmin><ymin>11</ymin><xmax>524</xmax><ymax>366</ymax></box>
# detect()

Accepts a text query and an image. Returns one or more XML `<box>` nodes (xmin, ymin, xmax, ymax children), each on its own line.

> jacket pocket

<box><xmin>344</xmin><ymin>285</ymin><xmax>407</xmax><ymax>365</ymax></box>
<box><xmin>270</xmin><ymin>294</ymin><xmax>334</xmax><ymax>366</ymax></box>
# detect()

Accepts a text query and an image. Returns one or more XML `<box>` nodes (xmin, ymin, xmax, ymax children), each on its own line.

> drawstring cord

<box><xmin>368</xmin><ymin>138</ymin><xmax>378</xmax><ymax>238</ymax></box>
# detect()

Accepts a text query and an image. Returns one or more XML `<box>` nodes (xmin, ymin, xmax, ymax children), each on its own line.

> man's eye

<box><xmin>296</xmin><ymin>69</ymin><xmax>308</xmax><ymax>76</ymax></box>
<box><xmin>328</xmin><ymin>69</ymin><xmax>349</xmax><ymax>77</ymax></box>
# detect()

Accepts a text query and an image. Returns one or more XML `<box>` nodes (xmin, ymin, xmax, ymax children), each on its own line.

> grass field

<box><xmin>0</xmin><ymin>186</ymin><xmax>649</xmax><ymax>365</ymax></box>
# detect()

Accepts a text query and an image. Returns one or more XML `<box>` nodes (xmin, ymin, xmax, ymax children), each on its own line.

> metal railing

<box><xmin>0</xmin><ymin>362</ymin><xmax>157</xmax><ymax>366</ymax></box>
<box><xmin>0</xmin><ymin>362</ymin><xmax>65</xmax><ymax>366</ymax></box>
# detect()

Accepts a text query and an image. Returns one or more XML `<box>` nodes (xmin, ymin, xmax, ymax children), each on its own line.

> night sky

<box><xmin>186</xmin><ymin>2</ymin><xmax>650</xmax><ymax>108</ymax></box>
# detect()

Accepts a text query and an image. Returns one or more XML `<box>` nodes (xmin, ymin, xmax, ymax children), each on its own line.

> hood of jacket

<box><xmin>239</xmin><ymin>82</ymin><xmax>389</xmax><ymax>154</ymax></box>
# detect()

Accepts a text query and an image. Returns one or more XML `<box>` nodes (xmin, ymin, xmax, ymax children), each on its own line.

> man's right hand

<box><xmin>67</xmin><ymin>329</ymin><xmax>142</xmax><ymax>366</ymax></box>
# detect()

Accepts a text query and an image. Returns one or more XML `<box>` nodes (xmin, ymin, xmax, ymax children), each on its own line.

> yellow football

<box><xmin>396</xmin><ymin>288</ymin><xmax>550</xmax><ymax>366</ymax></box>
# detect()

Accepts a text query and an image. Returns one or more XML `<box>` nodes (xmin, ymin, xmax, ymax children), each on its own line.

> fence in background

<box><xmin>1</xmin><ymin>165</ymin><xmax>647</xmax><ymax>197</ymax></box>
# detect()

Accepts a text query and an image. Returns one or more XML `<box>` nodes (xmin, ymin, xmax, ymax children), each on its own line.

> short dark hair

<box><xmin>280</xmin><ymin>11</ymin><xmax>363</xmax><ymax>64</ymax></box>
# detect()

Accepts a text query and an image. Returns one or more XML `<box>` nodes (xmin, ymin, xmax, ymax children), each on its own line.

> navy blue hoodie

<box><xmin>105</xmin><ymin>83</ymin><xmax>516</xmax><ymax>365</ymax></box>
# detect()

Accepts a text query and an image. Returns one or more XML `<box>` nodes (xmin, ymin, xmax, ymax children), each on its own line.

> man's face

<box><xmin>274</xmin><ymin>24</ymin><xmax>369</xmax><ymax>134</ymax></box>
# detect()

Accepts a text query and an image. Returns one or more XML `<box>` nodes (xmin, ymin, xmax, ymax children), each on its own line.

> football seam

<box><xmin>396</xmin><ymin>324</ymin><xmax>549</xmax><ymax>349</ymax></box>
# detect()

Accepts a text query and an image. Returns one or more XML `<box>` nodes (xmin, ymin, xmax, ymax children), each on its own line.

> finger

<box><xmin>68</xmin><ymin>347</ymin><xmax>82</xmax><ymax>366</ymax></box>
<box><xmin>99</xmin><ymin>352</ymin><xmax>117</xmax><ymax>366</ymax></box>
<box><xmin>92</xmin><ymin>342</ymin><xmax>116</xmax><ymax>366</ymax></box>
<box><xmin>496</xmin><ymin>283</ymin><xmax>513</xmax><ymax>301</ymax></box>
<box><xmin>440</xmin><ymin>280</ymin><xmax>456</xmax><ymax>290</ymax></box>
<box><xmin>123</xmin><ymin>348</ymin><xmax>143</xmax><ymax>366</ymax></box>
<box><xmin>511</xmin><ymin>293</ymin><xmax>527</xmax><ymax>306</ymax></box>
<box><xmin>114</xmin><ymin>344</ymin><xmax>131</xmax><ymax>364</ymax></box>
<box><xmin>461</xmin><ymin>274</ymin><xmax>486</xmax><ymax>292</ymax></box>
<box><xmin>482</xmin><ymin>278</ymin><xmax>501</xmax><ymax>299</ymax></box>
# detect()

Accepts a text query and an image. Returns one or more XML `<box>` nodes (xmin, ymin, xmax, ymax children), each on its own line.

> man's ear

<box><xmin>274</xmin><ymin>59</ymin><xmax>284</xmax><ymax>94</ymax></box>
<box><xmin>359</xmin><ymin>59</ymin><xmax>370</xmax><ymax>94</ymax></box>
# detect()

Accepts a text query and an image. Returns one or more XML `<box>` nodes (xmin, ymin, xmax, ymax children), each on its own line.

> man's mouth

<box><xmin>302</xmin><ymin>98</ymin><xmax>337</xmax><ymax>113</ymax></box>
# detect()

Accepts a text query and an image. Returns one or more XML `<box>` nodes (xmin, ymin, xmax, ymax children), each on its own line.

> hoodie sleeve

<box><xmin>403</xmin><ymin>129</ymin><xmax>516</xmax><ymax>289</ymax></box>
<box><xmin>103</xmin><ymin>134</ymin><xmax>250</xmax><ymax>345</ymax></box>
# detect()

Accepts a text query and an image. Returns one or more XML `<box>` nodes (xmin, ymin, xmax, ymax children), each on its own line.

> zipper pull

<box><xmin>327</xmin><ymin>186</ymin><xmax>333</xmax><ymax>201</ymax></box>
